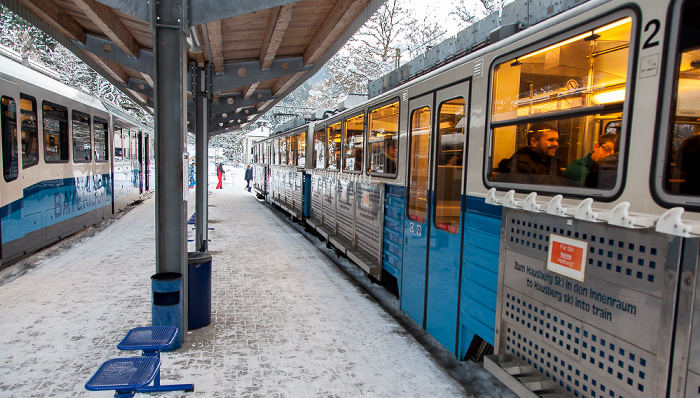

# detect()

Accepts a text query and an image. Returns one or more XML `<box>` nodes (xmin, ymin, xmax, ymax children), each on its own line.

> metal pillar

<box><xmin>152</xmin><ymin>0</ymin><xmax>188</xmax><ymax>336</ymax></box>
<box><xmin>193</xmin><ymin>62</ymin><xmax>210</xmax><ymax>252</ymax></box>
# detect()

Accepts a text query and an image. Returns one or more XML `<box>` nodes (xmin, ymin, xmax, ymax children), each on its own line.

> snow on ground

<box><xmin>0</xmin><ymin>166</ymin><xmax>501</xmax><ymax>397</ymax></box>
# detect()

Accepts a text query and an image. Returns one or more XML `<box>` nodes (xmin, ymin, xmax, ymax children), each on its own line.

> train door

<box><xmin>401</xmin><ymin>82</ymin><xmax>469</xmax><ymax>355</ymax></box>
<box><xmin>401</xmin><ymin>94</ymin><xmax>433</xmax><ymax>327</ymax></box>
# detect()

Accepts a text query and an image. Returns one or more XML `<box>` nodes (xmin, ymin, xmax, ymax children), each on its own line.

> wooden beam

<box><xmin>303</xmin><ymin>0</ymin><xmax>371</xmax><ymax>66</ymax></box>
<box><xmin>71</xmin><ymin>0</ymin><xmax>140</xmax><ymax>58</ymax></box>
<box><xmin>82</xmin><ymin>50</ymin><xmax>128</xmax><ymax>83</ymax></box>
<box><xmin>259</xmin><ymin>4</ymin><xmax>295</xmax><ymax>71</ymax></box>
<box><xmin>205</xmin><ymin>20</ymin><xmax>224</xmax><ymax>74</ymax></box>
<box><xmin>242</xmin><ymin>83</ymin><xmax>259</xmax><ymax>100</ymax></box>
<box><xmin>140</xmin><ymin>72</ymin><xmax>154</xmax><ymax>88</ymax></box>
<box><xmin>17</xmin><ymin>0</ymin><xmax>87</xmax><ymax>43</ymax></box>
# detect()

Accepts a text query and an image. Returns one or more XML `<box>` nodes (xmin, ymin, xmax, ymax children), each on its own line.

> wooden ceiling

<box><xmin>1</xmin><ymin>0</ymin><xmax>382</xmax><ymax>135</ymax></box>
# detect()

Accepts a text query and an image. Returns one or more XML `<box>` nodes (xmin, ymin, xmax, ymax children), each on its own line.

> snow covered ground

<box><xmin>0</xmin><ymin>167</ymin><xmax>514</xmax><ymax>397</ymax></box>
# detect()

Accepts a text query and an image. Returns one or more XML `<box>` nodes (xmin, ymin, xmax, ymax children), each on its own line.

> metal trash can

<box><xmin>188</xmin><ymin>252</ymin><xmax>212</xmax><ymax>330</ymax></box>
<box><xmin>151</xmin><ymin>272</ymin><xmax>183</xmax><ymax>351</ymax></box>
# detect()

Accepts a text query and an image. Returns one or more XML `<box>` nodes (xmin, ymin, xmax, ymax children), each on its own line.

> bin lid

<box><xmin>188</xmin><ymin>251</ymin><xmax>213</xmax><ymax>265</ymax></box>
<box><xmin>151</xmin><ymin>272</ymin><xmax>182</xmax><ymax>281</ymax></box>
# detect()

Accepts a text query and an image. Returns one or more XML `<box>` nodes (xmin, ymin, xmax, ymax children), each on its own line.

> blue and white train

<box><xmin>0</xmin><ymin>49</ymin><xmax>153</xmax><ymax>266</ymax></box>
<box><xmin>253</xmin><ymin>0</ymin><xmax>700</xmax><ymax>396</ymax></box>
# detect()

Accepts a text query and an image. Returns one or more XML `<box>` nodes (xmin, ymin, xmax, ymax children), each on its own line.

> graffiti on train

<box><xmin>53</xmin><ymin>175</ymin><xmax>110</xmax><ymax>218</ymax></box>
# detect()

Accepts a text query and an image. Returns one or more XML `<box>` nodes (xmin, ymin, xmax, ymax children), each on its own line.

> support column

<box><xmin>194</xmin><ymin>63</ymin><xmax>210</xmax><ymax>252</ymax></box>
<box><xmin>152</xmin><ymin>0</ymin><xmax>188</xmax><ymax>336</ymax></box>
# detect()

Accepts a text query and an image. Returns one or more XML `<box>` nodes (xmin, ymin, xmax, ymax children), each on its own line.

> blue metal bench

<box><xmin>85</xmin><ymin>326</ymin><xmax>194</xmax><ymax>397</ymax></box>
<box><xmin>85</xmin><ymin>357</ymin><xmax>160</xmax><ymax>398</ymax></box>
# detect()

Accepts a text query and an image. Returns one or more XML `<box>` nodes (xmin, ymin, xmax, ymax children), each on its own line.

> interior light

<box><xmin>591</xmin><ymin>88</ymin><xmax>626</xmax><ymax>104</ymax></box>
<box><xmin>593</xmin><ymin>17</ymin><xmax>632</xmax><ymax>35</ymax></box>
<box><xmin>517</xmin><ymin>31</ymin><xmax>592</xmax><ymax>61</ymax></box>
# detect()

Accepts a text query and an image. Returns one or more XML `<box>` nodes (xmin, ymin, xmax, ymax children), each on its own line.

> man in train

<box><xmin>563</xmin><ymin>133</ymin><xmax>617</xmax><ymax>186</ymax></box>
<box><xmin>498</xmin><ymin>122</ymin><xmax>563</xmax><ymax>185</ymax></box>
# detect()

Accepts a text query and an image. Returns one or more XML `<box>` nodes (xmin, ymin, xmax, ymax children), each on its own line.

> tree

<box><xmin>404</xmin><ymin>13</ymin><xmax>448</xmax><ymax>60</ymax></box>
<box><xmin>449</xmin><ymin>0</ymin><xmax>505</xmax><ymax>30</ymax></box>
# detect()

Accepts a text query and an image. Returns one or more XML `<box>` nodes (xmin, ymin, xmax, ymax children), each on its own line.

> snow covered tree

<box><xmin>449</xmin><ymin>0</ymin><xmax>505</xmax><ymax>30</ymax></box>
<box><xmin>404</xmin><ymin>13</ymin><xmax>448</xmax><ymax>60</ymax></box>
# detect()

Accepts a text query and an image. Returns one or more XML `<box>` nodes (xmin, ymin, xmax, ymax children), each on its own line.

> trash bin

<box><xmin>188</xmin><ymin>251</ymin><xmax>212</xmax><ymax>330</ymax></box>
<box><xmin>151</xmin><ymin>272</ymin><xmax>183</xmax><ymax>351</ymax></box>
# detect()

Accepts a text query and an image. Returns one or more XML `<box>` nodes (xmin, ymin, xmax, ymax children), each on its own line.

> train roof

<box><xmin>0</xmin><ymin>51</ymin><xmax>108</xmax><ymax>113</ymax></box>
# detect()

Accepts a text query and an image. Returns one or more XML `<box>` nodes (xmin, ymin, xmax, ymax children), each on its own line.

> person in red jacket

<box><xmin>216</xmin><ymin>163</ymin><xmax>225</xmax><ymax>189</ymax></box>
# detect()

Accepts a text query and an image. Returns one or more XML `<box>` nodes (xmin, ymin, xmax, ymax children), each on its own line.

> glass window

<box><xmin>663</xmin><ymin>0</ymin><xmax>700</xmax><ymax>197</ymax></box>
<box><xmin>20</xmin><ymin>95</ymin><xmax>38</xmax><ymax>168</ymax></box>
<box><xmin>114</xmin><ymin>125</ymin><xmax>123</xmax><ymax>161</ymax></box>
<box><xmin>407</xmin><ymin>107</ymin><xmax>431</xmax><ymax>223</ymax></box>
<box><xmin>368</xmin><ymin>100</ymin><xmax>399</xmax><ymax>175</ymax></box>
<box><xmin>327</xmin><ymin>122</ymin><xmax>342</xmax><ymax>170</ymax></box>
<box><xmin>280</xmin><ymin>137</ymin><xmax>287</xmax><ymax>165</ymax></box>
<box><xmin>94</xmin><ymin>118</ymin><xmax>108</xmax><ymax>162</ymax></box>
<box><xmin>296</xmin><ymin>131</ymin><xmax>306</xmax><ymax>167</ymax></box>
<box><xmin>1</xmin><ymin>96</ymin><xmax>18</xmax><ymax>181</ymax></box>
<box><xmin>488</xmin><ymin>17</ymin><xmax>631</xmax><ymax>189</ymax></box>
<box><xmin>344</xmin><ymin>114</ymin><xmax>364</xmax><ymax>172</ymax></box>
<box><xmin>313</xmin><ymin>127</ymin><xmax>325</xmax><ymax>168</ymax></box>
<box><xmin>72</xmin><ymin>111</ymin><xmax>92</xmax><ymax>163</ymax></box>
<box><xmin>435</xmin><ymin>98</ymin><xmax>466</xmax><ymax>234</ymax></box>
<box><xmin>123</xmin><ymin>130</ymin><xmax>131</xmax><ymax>160</ymax></box>
<box><xmin>42</xmin><ymin>101</ymin><xmax>69</xmax><ymax>163</ymax></box>
<box><xmin>273</xmin><ymin>139</ymin><xmax>279</xmax><ymax>165</ymax></box>
<box><xmin>287</xmin><ymin>136</ymin><xmax>295</xmax><ymax>166</ymax></box>
<box><xmin>132</xmin><ymin>132</ymin><xmax>138</xmax><ymax>161</ymax></box>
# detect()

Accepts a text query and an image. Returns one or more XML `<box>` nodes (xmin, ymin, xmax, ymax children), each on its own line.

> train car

<box><xmin>254</xmin><ymin>0</ymin><xmax>700</xmax><ymax>395</ymax></box>
<box><xmin>0</xmin><ymin>49</ymin><xmax>153</xmax><ymax>265</ymax></box>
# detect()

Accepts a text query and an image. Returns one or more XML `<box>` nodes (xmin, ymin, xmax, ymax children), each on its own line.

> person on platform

<box><xmin>216</xmin><ymin>163</ymin><xmax>225</xmax><ymax>189</ymax></box>
<box><xmin>244</xmin><ymin>164</ymin><xmax>253</xmax><ymax>192</ymax></box>
<box><xmin>498</xmin><ymin>122</ymin><xmax>562</xmax><ymax>184</ymax></box>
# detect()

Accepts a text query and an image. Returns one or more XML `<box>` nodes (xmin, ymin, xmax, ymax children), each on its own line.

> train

<box><xmin>0</xmin><ymin>47</ymin><xmax>153</xmax><ymax>266</ymax></box>
<box><xmin>252</xmin><ymin>0</ymin><xmax>700</xmax><ymax>396</ymax></box>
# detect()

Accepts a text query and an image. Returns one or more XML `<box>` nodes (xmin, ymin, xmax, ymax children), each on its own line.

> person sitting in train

<box><xmin>497</xmin><ymin>122</ymin><xmax>563</xmax><ymax>185</ymax></box>
<box><xmin>675</xmin><ymin>134</ymin><xmax>700</xmax><ymax>195</ymax></box>
<box><xmin>563</xmin><ymin>133</ymin><xmax>617</xmax><ymax>185</ymax></box>
<box><xmin>384</xmin><ymin>139</ymin><xmax>397</xmax><ymax>174</ymax></box>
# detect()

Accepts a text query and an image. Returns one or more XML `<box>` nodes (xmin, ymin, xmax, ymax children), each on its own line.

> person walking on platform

<box><xmin>216</xmin><ymin>163</ymin><xmax>225</xmax><ymax>189</ymax></box>
<box><xmin>244</xmin><ymin>165</ymin><xmax>253</xmax><ymax>192</ymax></box>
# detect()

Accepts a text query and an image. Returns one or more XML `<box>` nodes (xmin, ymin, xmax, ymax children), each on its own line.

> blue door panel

<box><xmin>426</xmin><ymin>227</ymin><xmax>462</xmax><ymax>354</ymax></box>
<box><xmin>401</xmin><ymin>217</ymin><xmax>429</xmax><ymax>326</ymax></box>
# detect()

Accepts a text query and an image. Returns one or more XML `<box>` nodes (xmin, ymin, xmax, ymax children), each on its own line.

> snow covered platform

<box><xmin>0</xmin><ymin>168</ymin><xmax>515</xmax><ymax>397</ymax></box>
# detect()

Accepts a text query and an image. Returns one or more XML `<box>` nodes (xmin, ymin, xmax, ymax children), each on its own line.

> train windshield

<box><xmin>488</xmin><ymin>16</ymin><xmax>632</xmax><ymax>191</ymax></box>
<box><xmin>662</xmin><ymin>0</ymin><xmax>700</xmax><ymax>198</ymax></box>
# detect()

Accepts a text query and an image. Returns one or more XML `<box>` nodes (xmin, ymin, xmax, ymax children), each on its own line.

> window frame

<box><xmin>326</xmin><ymin>120</ymin><xmax>342</xmax><ymax>171</ymax></box>
<box><xmin>42</xmin><ymin>101</ymin><xmax>69</xmax><ymax>163</ymax></box>
<box><xmin>343</xmin><ymin>111</ymin><xmax>365</xmax><ymax>173</ymax></box>
<box><xmin>20</xmin><ymin>94</ymin><xmax>38</xmax><ymax>169</ymax></box>
<box><xmin>113</xmin><ymin>125</ymin><xmax>124</xmax><ymax>161</ymax></box>
<box><xmin>652</xmin><ymin>0</ymin><xmax>700</xmax><ymax>209</ymax></box>
<box><xmin>71</xmin><ymin>110</ymin><xmax>92</xmax><ymax>163</ymax></box>
<box><xmin>483</xmin><ymin>10</ymin><xmax>638</xmax><ymax>199</ymax></box>
<box><xmin>367</xmin><ymin>98</ymin><xmax>400</xmax><ymax>177</ymax></box>
<box><xmin>1</xmin><ymin>96</ymin><xmax>19</xmax><ymax>182</ymax></box>
<box><xmin>313</xmin><ymin>125</ymin><xmax>326</xmax><ymax>169</ymax></box>
<box><xmin>93</xmin><ymin>117</ymin><xmax>109</xmax><ymax>163</ymax></box>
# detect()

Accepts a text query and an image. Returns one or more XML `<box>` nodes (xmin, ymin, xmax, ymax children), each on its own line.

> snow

<box><xmin>0</xmin><ymin>166</ymin><xmax>514</xmax><ymax>397</ymax></box>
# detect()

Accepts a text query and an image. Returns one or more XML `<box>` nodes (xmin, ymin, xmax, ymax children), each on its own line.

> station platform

<box><xmin>0</xmin><ymin>167</ymin><xmax>515</xmax><ymax>397</ymax></box>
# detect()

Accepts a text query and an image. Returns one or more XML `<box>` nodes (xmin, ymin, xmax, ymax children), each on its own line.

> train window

<box><xmin>434</xmin><ymin>98</ymin><xmax>466</xmax><ymax>234</ymax></box>
<box><xmin>72</xmin><ymin>111</ymin><xmax>92</xmax><ymax>163</ymax></box>
<box><xmin>114</xmin><ymin>125</ymin><xmax>123</xmax><ymax>161</ymax></box>
<box><xmin>296</xmin><ymin>132</ymin><xmax>305</xmax><ymax>167</ymax></box>
<box><xmin>660</xmin><ymin>0</ymin><xmax>700</xmax><ymax>198</ymax></box>
<box><xmin>132</xmin><ymin>133</ymin><xmax>138</xmax><ymax>161</ymax></box>
<box><xmin>368</xmin><ymin>100</ymin><xmax>399</xmax><ymax>175</ymax></box>
<box><xmin>273</xmin><ymin>139</ymin><xmax>279</xmax><ymax>165</ymax></box>
<box><xmin>280</xmin><ymin>136</ymin><xmax>288</xmax><ymax>165</ymax></box>
<box><xmin>313</xmin><ymin>127</ymin><xmax>325</xmax><ymax>168</ymax></box>
<box><xmin>407</xmin><ymin>106</ymin><xmax>431</xmax><ymax>223</ymax></box>
<box><xmin>287</xmin><ymin>135</ymin><xmax>295</xmax><ymax>166</ymax></box>
<box><xmin>123</xmin><ymin>130</ymin><xmax>131</xmax><ymax>160</ymax></box>
<box><xmin>343</xmin><ymin>113</ymin><xmax>364</xmax><ymax>172</ymax></box>
<box><xmin>488</xmin><ymin>16</ymin><xmax>632</xmax><ymax>191</ymax></box>
<box><xmin>1</xmin><ymin>96</ymin><xmax>18</xmax><ymax>182</ymax></box>
<box><xmin>327</xmin><ymin>122</ymin><xmax>341</xmax><ymax>170</ymax></box>
<box><xmin>42</xmin><ymin>101</ymin><xmax>69</xmax><ymax>163</ymax></box>
<box><xmin>94</xmin><ymin>118</ymin><xmax>108</xmax><ymax>162</ymax></box>
<box><xmin>20</xmin><ymin>95</ymin><xmax>38</xmax><ymax>169</ymax></box>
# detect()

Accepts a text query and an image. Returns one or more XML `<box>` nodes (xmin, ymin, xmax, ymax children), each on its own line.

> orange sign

<box><xmin>547</xmin><ymin>234</ymin><xmax>587</xmax><ymax>282</ymax></box>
